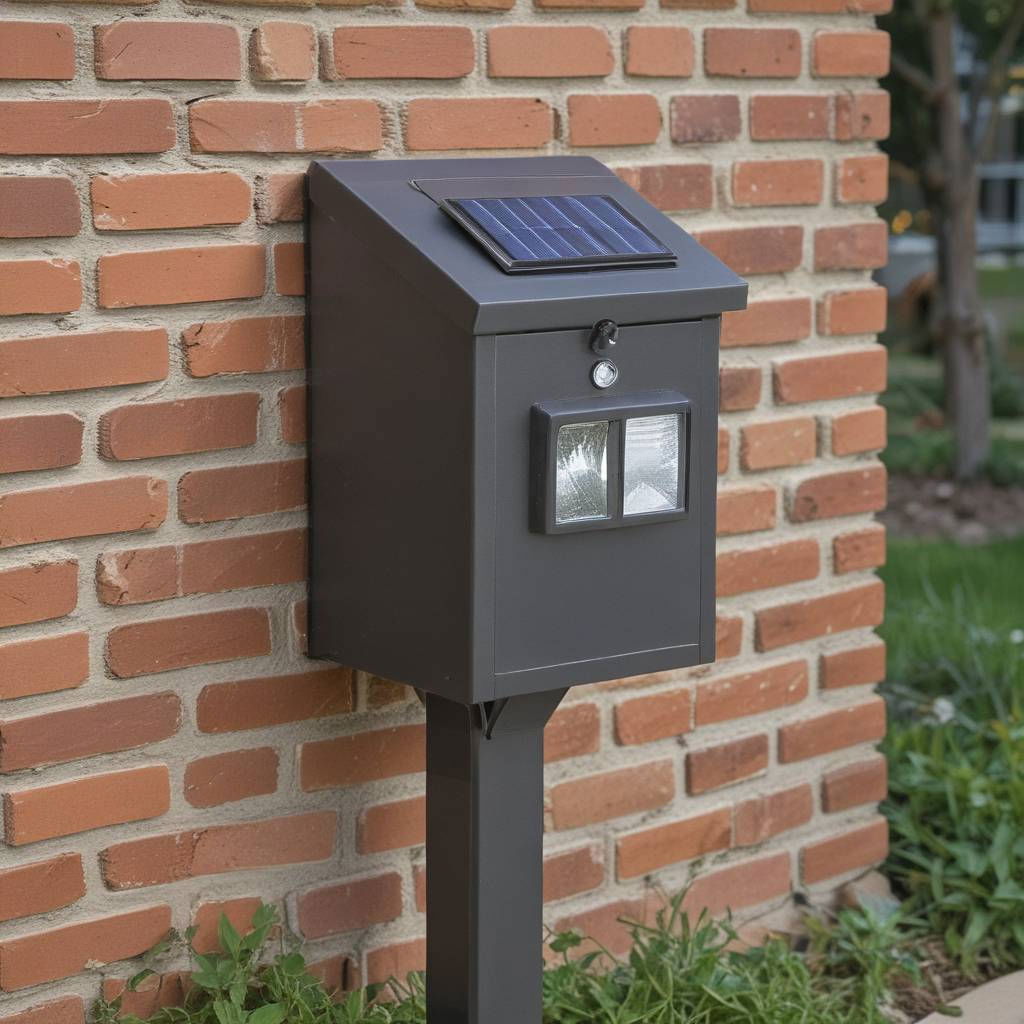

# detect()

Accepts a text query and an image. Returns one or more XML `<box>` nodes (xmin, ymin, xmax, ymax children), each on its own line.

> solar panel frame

<box><xmin>439</xmin><ymin>193</ymin><xmax>677</xmax><ymax>274</ymax></box>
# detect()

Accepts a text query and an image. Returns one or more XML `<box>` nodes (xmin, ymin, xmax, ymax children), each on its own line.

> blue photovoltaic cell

<box><xmin>449</xmin><ymin>194</ymin><xmax>672</xmax><ymax>270</ymax></box>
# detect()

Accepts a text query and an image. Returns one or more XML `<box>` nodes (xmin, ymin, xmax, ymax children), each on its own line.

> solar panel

<box><xmin>441</xmin><ymin>194</ymin><xmax>675</xmax><ymax>273</ymax></box>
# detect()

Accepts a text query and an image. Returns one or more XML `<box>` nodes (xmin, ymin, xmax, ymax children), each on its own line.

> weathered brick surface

<box><xmin>0</xmin><ymin>1</ymin><xmax>888</xmax><ymax>1006</ymax></box>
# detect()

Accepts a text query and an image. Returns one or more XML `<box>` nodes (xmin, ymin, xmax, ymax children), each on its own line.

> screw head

<box><xmin>591</xmin><ymin>359</ymin><xmax>619</xmax><ymax>389</ymax></box>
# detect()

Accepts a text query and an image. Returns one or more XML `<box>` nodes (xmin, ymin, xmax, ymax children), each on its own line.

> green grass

<box><xmin>880</xmin><ymin>537</ymin><xmax>1024</xmax><ymax>975</ymax></box>
<box><xmin>979</xmin><ymin>267</ymin><xmax>1024</xmax><ymax>300</ymax></box>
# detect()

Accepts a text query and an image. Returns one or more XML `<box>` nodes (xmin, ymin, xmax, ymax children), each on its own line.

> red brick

<box><xmin>191</xmin><ymin>899</ymin><xmax>264</xmax><ymax>954</ymax></box>
<box><xmin>101</xmin><ymin>812</ymin><xmax>335</xmax><ymax>889</ymax></box>
<box><xmin>718</xmin><ymin>538</ymin><xmax>819</xmax><ymax>598</ymax></box>
<box><xmin>333</xmin><ymin>26</ymin><xmax>472</xmax><ymax>78</ymax></box>
<box><xmin>0</xmin><ymin>1000</ymin><xmax>83</xmax><ymax>1024</ymax></box>
<box><xmin>615</xmin><ymin>689</ymin><xmax>691</xmax><ymax>744</ymax></box>
<box><xmin>0</xmin><ymin>176</ymin><xmax>80</xmax><ymax>237</ymax></box>
<box><xmin>298</xmin><ymin>873</ymin><xmax>402</xmax><ymax>939</ymax></box>
<box><xmin>92</xmin><ymin>172</ymin><xmax>251</xmax><ymax>231</ymax></box>
<box><xmin>720</xmin><ymin>365</ymin><xmax>762</xmax><ymax>411</ymax></box>
<box><xmin>549</xmin><ymin>761</ymin><xmax>674</xmax><ymax>829</ymax></box>
<box><xmin>0</xmin><ymin>633</ymin><xmax>89</xmax><ymax>701</ymax></box>
<box><xmin>733</xmin><ymin>159</ymin><xmax>824</xmax><ymax>207</ymax></box>
<box><xmin>99</xmin><ymin>974</ymin><xmax>191</xmax><ymax>1018</ymax></box>
<box><xmin>544</xmin><ymin>844</ymin><xmax>604</xmax><ymax>902</ymax></box>
<box><xmin>106</xmin><ymin>607</ymin><xmax>271</xmax><ymax>678</ymax></box>
<box><xmin>489</xmin><ymin>26</ymin><xmax>611</xmax><ymax>77</ymax></box>
<box><xmin>814</xmin><ymin>30</ymin><xmax>890</xmax><ymax>78</ymax></box>
<box><xmin>790</xmin><ymin>466</ymin><xmax>887</xmax><ymax>523</ymax></box>
<box><xmin>552</xmin><ymin>898</ymin><xmax>647</xmax><ymax>957</ymax></box>
<box><xmin>624</xmin><ymin>27</ymin><xmax>693</xmax><ymax>77</ymax></box>
<box><xmin>717</xmin><ymin>615</ymin><xmax>743</xmax><ymax>659</ymax></box>
<box><xmin>98</xmin><ymin>244</ymin><xmax>265</xmax><ymax>308</ymax></box>
<box><xmin>718</xmin><ymin>428</ymin><xmax>730</xmax><ymax>473</ymax></box>
<box><xmin>750</xmin><ymin>94</ymin><xmax>831</xmax><ymax>141</ymax></box>
<box><xmin>0</xmin><ymin>23</ymin><xmax>74</xmax><ymax>79</ymax></box>
<box><xmin>406</xmin><ymin>97</ymin><xmax>553</xmax><ymax>150</ymax></box>
<box><xmin>568</xmin><ymin>94</ymin><xmax>661</xmax><ymax>146</ymax></box>
<box><xmin>837</xmin><ymin>153</ymin><xmax>889</xmax><ymax>204</ymax></box>
<box><xmin>705</xmin><ymin>28</ymin><xmax>800</xmax><ymax>77</ymax></box>
<box><xmin>722</xmin><ymin>296</ymin><xmax>812</xmax><ymax>348</ymax></box>
<box><xmin>419</xmin><ymin>0</ymin><xmax>513</xmax><ymax>9</ymax></box>
<box><xmin>802</xmin><ymin>817</ymin><xmax>887</xmax><ymax>884</ymax></box>
<box><xmin>616</xmin><ymin>163</ymin><xmax>712</xmax><ymax>211</ymax></box>
<box><xmin>834</xmin><ymin>524</ymin><xmax>886</xmax><ymax>574</ymax></box>
<box><xmin>0</xmin><ymin>692</ymin><xmax>180</xmax><ymax>773</ymax></box>
<box><xmin>821</xmin><ymin>641</ymin><xmax>885</xmax><ymax>690</ymax></box>
<box><xmin>734</xmin><ymin>784</ymin><xmax>812</xmax><ymax>846</ymax></box>
<box><xmin>197</xmin><ymin>667</ymin><xmax>353</xmax><ymax>733</ymax></box>
<box><xmin>617</xmin><ymin>807</ymin><xmax>731</xmax><ymax>879</ymax></box>
<box><xmin>819</xmin><ymin>286</ymin><xmax>888</xmax><ymax>336</ymax></box>
<box><xmin>100</xmin><ymin>393</ymin><xmax>259</xmax><ymax>461</ymax></box>
<box><xmin>0</xmin><ymin>259</ymin><xmax>80</xmax><ymax>315</ymax></box>
<box><xmin>0</xmin><ymin>560</ymin><xmax>77</xmax><ymax>628</ymax></box>
<box><xmin>251</xmin><ymin>22</ymin><xmax>316</xmax><ymax>81</ymax></box>
<box><xmin>695</xmin><ymin>226</ymin><xmax>803</xmax><ymax>275</ymax></box>
<box><xmin>545</xmin><ymin>703</ymin><xmax>600</xmax><ymax>762</ymax></box>
<box><xmin>815</xmin><ymin>221</ymin><xmax>887</xmax><ymax>271</ymax></box>
<box><xmin>279</xmin><ymin>385</ymin><xmax>307</xmax><ymax>443</ymax></box>
<box><xmin>687</xmin><ymin>734</ymin><xmax>768</xmax><ymax>794</ymax></box>
<box><xmin>258</xmin><ymin>173</ymin><xmax>304</xmax><ymax>224</ymax></box>
<box><xmin>756</xmin><ymin>580</ymin><xmax>884</xmax><ymax>651</ymax></box>
<box><xmin>717</xmin><ymin>485</ymin><xmax>776</xmax><ymax>535</ymax></box>
<box><xmin>0</xmin><ymin>329</ymin><xmax>168</xmax><ymax>397</ymax></box>
<box><xmin>834</xmin><ymin>90</ymin><xmax>890</xmax><ymax>141</ymax></box>
<box><xmin>4</xmin><ymin>765</ymin><xmax>170</xmax><ymax>845</ymax></box>
<box><xmin>179</xmin><ymin>459</ymin><xmax>307</xmax><ymax>523</ymax></box>
<box><xmin>822</xmin><ymin>755</ymin><xmax>887</xmax><ymax>811</ymax></box>
<box><xmin>358</xmin><ymin>795</ymin><xmax>425</xmax><ymax>853</ymax></box>
<box><xmin>0</xmin><ymin>100</ymin><xmax>174</xmax><ymax>155</ymax></box>
<box><xmin>0</xmin><ymin>414</ymin><xmax>83</xmax><ymax>474</ymax></box>
<box><xmin>366</xmin><ymin>939</ymin><xmax>425</xmax><ymax>985</ymax></box>
<box><xmin>190</xmin><ymin>99</ymin><xmax>382</xmax><ymax>154</ymax></box>
<box><xmin>0</xmin><ymin>855</ymin><xmax>84</xmax><ymax>924</ymax></box>
<box><xmin>182</xmin><ymin>315</ymin><xmax>303</xmax><ymax>377</ymax></box>
<box><xmin>0</xmin><ymin>906</ymin><xmax>172</xmax><ymax>991</ymax></box>
<box><xmin>663</xmin><ymin>0</ymin><xmax>735</xmax><ymax>6</ymax></box>
<box><xmin>301</xmin><ymin>724</ymin><xmax>425</xmax><ymax>790</ymax></box>
<box><xmin>779</xmin><ymin>697</ymin><xmax>886</xmax><ymax>762</ymax></box>
<box><xmin>696</xmin><ymin>660</ymin><xmax>808</xmax><ymax>726</ymax></box>
<box><xmin>274</xmin><ymin>241</ymin><xmax>304</xmax><ymax>295</ymax></box>
<box><xmin>670</xmin><ymin>95</ymin><xmax>741</xmax><ymax>144</ymax></box>
<box><xmin>739</xmin><ymin>417</ymin><xmax>816</xmax><ymax>471</ymax></box>
<box><xmin>184</xmin><ymin>748</ymin><xmax>278</xmax><ymax>807</ymax></box>
<box><xmin>775</xmin><ymin>348</ymin><xmax>888</xmax><ymax>404</ymax></box>
<box><xmin>683</xmin><ymin>851</ymin><xmax>791</xmax><ymax>916</ymax></box>
<box><xmin>95</xmin><ymin>22</ymin><xmax>241</xmax><ymax>80</ymax></box>
<box><xmin>0</xmin><ymin>477</ymin><xmax>167</xmax><ymax>549</ymax></box>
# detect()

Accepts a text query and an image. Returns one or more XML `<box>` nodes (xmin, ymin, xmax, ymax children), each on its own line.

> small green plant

<box><xmin>93</xmin><ymin>894</ymin><xmax>919</xmax><ymax>1024</ymax></box>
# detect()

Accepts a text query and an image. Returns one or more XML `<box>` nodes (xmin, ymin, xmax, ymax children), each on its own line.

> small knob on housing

<box><xmin>590</xmin><ymin>319</ymin><xmax>619</xmax><ymax>354</ymax></box>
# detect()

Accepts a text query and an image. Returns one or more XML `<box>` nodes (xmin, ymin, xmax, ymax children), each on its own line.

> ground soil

<box><xmin>881</xmin><ymin>474</ymin><xmax>1024</xmax><ymax>543</ymax></box>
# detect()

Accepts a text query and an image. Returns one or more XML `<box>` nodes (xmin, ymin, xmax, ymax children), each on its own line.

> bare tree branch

<box><xmin>891</xmin><ymin>51</ymin><xmax>937</xmax><ymax>96</ymax></box>
<box><xmin>972</xmin><ymin>0</ymin><xmax>1024</xmax><ymax>159</ymax></box>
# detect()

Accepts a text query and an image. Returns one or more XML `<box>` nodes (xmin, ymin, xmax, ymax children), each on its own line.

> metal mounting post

<box><xmin>425</xmin><ymin>688</ymin><xmax>567</xmax><ymax>1024</ymax></box>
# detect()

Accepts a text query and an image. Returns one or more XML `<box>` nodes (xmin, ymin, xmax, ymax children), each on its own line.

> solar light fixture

<box><xmin>308</xmin><ymin>156</ymin><xmax>747</xmax><ymax>1024</ymax></box>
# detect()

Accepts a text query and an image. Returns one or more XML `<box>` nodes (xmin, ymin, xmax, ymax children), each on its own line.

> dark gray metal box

<box><xmin>307</xmin><ymin>156</ymin><xmax>747</xmax><ymax>705</ymax></box>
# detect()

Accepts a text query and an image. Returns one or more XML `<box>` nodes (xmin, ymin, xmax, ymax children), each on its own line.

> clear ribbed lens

<box><xmin>623</xmin><ymin>414</ymin><xmax>681</xmax><ymax>515</ymax></box>
<box><xmin>555</xmin><ymin>420</ymin><xmax>609</xmax><ymax>523</ymax></box>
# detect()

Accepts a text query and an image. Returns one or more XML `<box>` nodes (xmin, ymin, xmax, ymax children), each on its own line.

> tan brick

<box><xmin>617</xmin><ymin>807</ymin><xmax>731</xmax><ymax>878</ymax></box>
<box><xmin>568</xmin><ymin>94</ymin><xmax>661</xmax><ymax>146</ymax></box>
<box><xmin>251</xmin><ymin>22</ymin><xmax>316</xmax><ymax>81</ymax></box>
<box><xmin>624</xmin><ymin>27</ymin><xmax>693</xmax><ymax>77</ymax></box>
<box><xmin>95</xmin><ymin>22</ymin><xmax>241</xmax><ymax>80</ymax></box>
<box><xmin>802</xmin><ymin>817</ymin><xmax>887</xmax><ymax>883</ymax></box>
<box><xmin>687</xmin><ymin>734</ymin><xmax>768</xmax><ymax>794</ymax></box>
<box><xmin>4</xmin><ymin>765</ymin><xmax>170</xmax><ymax>845</ymax></box>
<box><xmin>740</xmin><ymin>417</ymin><xmax>816</xmax><ymax>471</ymax></box>
<box><xmin>406</xmin><ymin>98</ymin><xmax>553</xmax><ymax>150</ymax></box>
<box><xmin>101</xmin><ymin>813</ymin><xmax>335</xmax><ymax>889</ymax></box>
<box><xmin>489</xmin><ymin>26</ymin><xmax>612</xmax><ymax>77</ymax></box>
<box><xmin>696</xmin><ymin>660</ymin><xmax>808</xmax><ymax>725</ymax></box>
<box><xmin>92</xmin><ymin>172</ymin><xmax>251</xmax><ymax>231</ymax></box>
<box><xmin>549</xmin><ymin>761</ymin><xmax>674</xmax><ymax>829</ymax></box>
<box><xmin>756</xmin><ymin>580</ymin><xmax>884</xmax><ymax>651</ymax></box>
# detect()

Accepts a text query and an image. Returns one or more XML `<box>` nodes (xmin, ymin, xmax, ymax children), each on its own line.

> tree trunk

<box><xmin>931</xmin><ymin>9</ymin><xmax>991</xmax><ymax>479</ymax></box>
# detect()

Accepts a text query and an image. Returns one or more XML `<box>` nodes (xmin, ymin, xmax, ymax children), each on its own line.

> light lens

<box><xmin>555</xmin><ymin>420</ymin><xmax>610</xmax><ymax>523</ymax></box>
<box><xmin>623</xmin><ymin>414</ymin><xmax>681</xmax><ymax>515</ymax></box>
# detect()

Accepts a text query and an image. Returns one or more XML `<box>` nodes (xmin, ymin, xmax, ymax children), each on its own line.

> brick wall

<box><xmin>0</xmin><ymin>0</ymin><xmax>891</xmax><ymax>1015</ymax></box>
